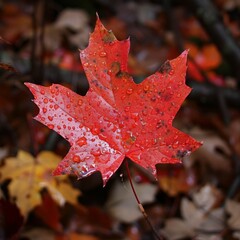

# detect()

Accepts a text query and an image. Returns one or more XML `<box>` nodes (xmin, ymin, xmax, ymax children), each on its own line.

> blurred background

<box><xmin>0</xmin><ymin>0</ymin><xmax>240</xmax><ymax>239</ymax></box>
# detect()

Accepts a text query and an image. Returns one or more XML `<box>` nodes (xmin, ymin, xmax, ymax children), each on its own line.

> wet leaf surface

<box><xmin>25</xmin><ymin>17</ymin><xmax>201</xmax><ymax>185</ymax></box>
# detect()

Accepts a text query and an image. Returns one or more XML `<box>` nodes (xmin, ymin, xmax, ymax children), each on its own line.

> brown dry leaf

<box><xmin>54</xmin><ymin>9</ymin><xmax>90</xmax><ymax>49</ymax></box>
<box><xmin>192</xmin><ymin>185</ymin><xmax>223</xmax><ymax>211</ymax></box>
<box><xmin>0</xmin><ymin>150</ymin><xmax>81</xmax><ymax>217</ymax></box>
<box><xmin>226</xmin><ymin>199</ymin><xmax>240</xmax><ymax>230</ymax></box>
<box><xmin>106</xmin><ymin>180</ymin><xmax>157</xmax><ymax>223</ymax></box>
<box><xmin>162</xmin><ymin>218</ymin><xmax>195</xmax><ymax>240</ymax></box>
<box><xmin>181</xmin><ymin>198</ymin><xmax>204</xmax><ymax>229</ymax></box>
<box><xmin>162</xmin><ymin>186</ymin><xmax>225</xmax><ymax>240</ymax></box>
<box><xmin>197</xmin><ymin>208</ymin><xmax>225</xmax><ymax>233</ymax></box>
<box><xmin>188</xmin><ymin>128</ymin><xmax>232</xmax><ymax>174</ymax></box>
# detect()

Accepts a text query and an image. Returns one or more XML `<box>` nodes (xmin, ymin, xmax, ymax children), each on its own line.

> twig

<box><xmin>188</xmin><ymin>80</ymin><xmax>240</xmax><ymax>108</ymax></box>
<box><xmin>31</xmin><ymin>0</ymin><xmax>46</xmax><ymax>84</ymax></box>
<box><xmin>125</xmin><ymin>159</ymin><xmax>163</xmax><ymax>240</ymax></box>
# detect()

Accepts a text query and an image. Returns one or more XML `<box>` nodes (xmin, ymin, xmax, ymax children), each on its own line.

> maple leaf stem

<box><xmin>125</xmin><ymin>159</ymin><xmax>164</xmax><ymax>240</ymax></box>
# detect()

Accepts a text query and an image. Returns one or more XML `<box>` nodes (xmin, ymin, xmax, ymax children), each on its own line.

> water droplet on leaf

<box><xmin>99</xmin><ymin>52</ymin><xmax>107</xmax><ymax>57</ymax></box>
<box><xmin>124</xmin><ymin>106</ymin><xmax>130</xmax><ymax>112</ymax></box>
<box><xmin>77</xmin><ymin>137</ymin><xmax>87</xmax><ymax>146</ymax></box>
<box><xmin>48</xmin><ymin>116</ymin><xmax>53</xmax><ymax>121</ymax></box>
<box><xmin>73</xmin><ymin>155</ymin><xmax>81</xmax><ymax>163</ymax></box>
<box><xmin>126</xmin><ymin>88</ymin><xmax>133</xmax><ymax>94</ymax></box>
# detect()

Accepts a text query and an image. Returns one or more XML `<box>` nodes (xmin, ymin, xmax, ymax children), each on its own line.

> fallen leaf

<box><xmin>226</xmin><ymin>199</ymin><xmax>240</xmax><ymax>230</ymax></box>
<box><xmin>0</xmin><ymin>199</ymin><xmax>24</xmax><ymax>239</ymax></box>
<box><xmin>106</xmin><ymin>180</ymin><xmax>157</xmax><ymax>223</ymax></box>
<box><xmin>35</xmin><ymin>192</ymin><xmax>62</xmax><ymax>231</ymax></box>
<box><xmin>25</xmin><ymin>17</ymin><xmax>201</xmax><ymax>185</ymax></box>
<box><xmin>197</xmin><ymin>208</ymin><xmax>225</xmax><ymax>233</ymax></box>
<box><xmin>192</xmin><ymin>185</ymin><xmax>223</xmax><ymax>212</ymax></box>
<box><xmin>0</xmin><ymin>150</ymin><xmax>81</xmax><ymax>217</ymax></box>
<box><xmin>189</xmin><ymin>128</ymin><xmax>232</xmax><ymax>174</ymax></box>
<box><xmin>181</xmin><ymin>198</ymin><xmax>204</xmax><ymax>229</ymax></box>
<box><xmin>162</xmin><ymin>218</ymin><xmax>195</xmax><ymax>240</ymax></box>
<box><xmin>157</xmin><ymin>164</ymin><xmax>196</xmax><ymax>196</ymax></box>
<box><xmin>162</xmin><ymin>196</ymin><xmax>225</xmax><ymax>240</ymax></box>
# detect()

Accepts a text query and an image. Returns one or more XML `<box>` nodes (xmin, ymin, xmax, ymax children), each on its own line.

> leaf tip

<box><xmin>24</xmin><ymin>82</ymin><xmax>37</xmax><ymax>95</ymax></box>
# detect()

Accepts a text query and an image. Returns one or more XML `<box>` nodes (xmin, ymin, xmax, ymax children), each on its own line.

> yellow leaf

<box><xmin>58</xmin><ymin>182</ymin><xmax>80</xmax><ymax>206</ymax></box>
<box><xmin>37</xmin><ymin>151</ymin><xmax>62</xmax><ymax>169</ymax></box>
<box><xmin>0</xmin><ymin>150</ymin><xmax>81</xmax><ymax>218</ymax></box>
<box><xmin>9</xmin><ymin>177</ymin><xmax>42</xmax><ymax>217</ymax></box>
<box><xmin>40</xmin><ymin>181</ymin><xmax>66</xmax><ymax>206</ymax></box>
<box><xmin>0</xmin><ymin>151</ymin><xmax>34</xmax><ymax>181</ymax></box>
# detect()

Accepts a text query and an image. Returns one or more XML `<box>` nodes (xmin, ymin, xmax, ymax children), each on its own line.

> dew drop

<box><xmin>47</xmin><ymin>124</ymin><xmax>54</xmax><ymax>129</ymax></box>
<box><xmin>126</xmin><ymin>88</ymin><xmax>133</xmax><ymax>95</ymax></box>
<box><xmin>91</xmin><ymin>149</ymin><xmax>101</xmax><ymax>157</ymax></box>
<box><xmin>124</xmin><ymin>106</ymin><xmax>130</xmax><ymax>112</ymax></box>
<box><xmin>172</xmin><ymin>141</ymin><xmax>179</xmax><ymax>149</ymax></box>
<box><xmin>91</xmin><ymin>127</ymin><xmax>100</xmax><ymax>135</ymax></box>
<box><xmin>77</xmin><ymin>137</ymin><xmax>87</xmax><ymax>146</ymax></box>
<box><xmin>73</xmin><ymin>155</ymin><xmax>81</xmax><ymax>163</ymax></box>
<box><xmin>43</xmin><ymin>108</ymin><xmax>47</xmax><ymax>113</ymax></box>
<box><xmin>78</xmin><ymin>99</ymin><xmax>83</xmax><ymax>106</ymax></box>
<box><xmin>43</xmin><ymin>98</ymin><xmax>48</xmax><ymax>104</ymax></box>
<box><xmin>99</xmin><ymin>51</ymin><xmax>107</xmax><ymax>57</ymax></box>
<box><xmin>144</xmin><ymin>85</ymin><xmax>149</xmax><ymax>91</ymax></box>
<box><xmin>54</xmin><ymin>104</ymin><xmax>59</xmax><ymax>110</ymax></box>
<box><xmin>83</xmin><ymin>62</ymin><xmax>89</xmax><ymax>67</ymax></box>
<box><xmin>161</xmin><ymin>157</ymin><xmax>168</xmax><ymax>163</ymax></box>
<box><xmin>131</xmin><ymin>112</ymin><xmax>139</xmax><ymax>121</ymax></box>
<box><xmin>152</xmin><ymin>139</ymin><xmax>157</xmax><ymax>145</ymax></box>
<box><xmin>40</xmin><ymin>89</ymin><xmax>45</xmax><ymax>95</ymax></box>
<box><xmin>142</xmin><ymin>110</ymin><xmax>148</xmax><ymax>116</ymax></box>
<box><xmin>48</xmin><ymin>116</ymin><xmax>53</xmax><ymax>121</ymax></box>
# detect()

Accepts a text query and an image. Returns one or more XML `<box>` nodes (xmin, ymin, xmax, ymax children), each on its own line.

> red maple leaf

<box><xmin>25</xmin><ymin>17</ymin><xmax>201</xmax><ymax>185</ymax></box>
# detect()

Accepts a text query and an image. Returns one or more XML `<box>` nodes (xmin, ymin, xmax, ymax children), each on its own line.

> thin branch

<box><xmin>31</xmin><ymin>0</ymin><xmax>46</xmax><ymax>84</ymax></box>
<box><xmin>188</xmin><ymin>80</ymin><xmax>240</xmax><ymax>108</ymax></box>
<box><xmin>125</xmin><ymin>159</ymin><xmax>163</xmax><ymax>240</ymax></box>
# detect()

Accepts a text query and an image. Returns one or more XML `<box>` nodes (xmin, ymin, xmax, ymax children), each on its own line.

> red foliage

<box><xmin>25</xmin><ymin>17</ymin><xmax>201</xmax><ymax>185</ymax></box>
<box><xmin>0</xmin><ymin>199</ymin><xmax>24</xmax><ymax>239</ymax></box>
<box><xmin>35</xmin><ymin>192</ymin><xmax>62</xmax><ymax>231</ymax></box>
